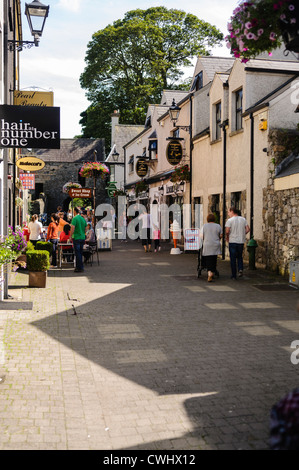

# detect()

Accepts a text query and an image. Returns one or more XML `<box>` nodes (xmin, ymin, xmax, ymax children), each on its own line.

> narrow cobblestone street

<box><xmin>0</xmin><ymin>240</ymin><xmax>298</xmax><ymax>450</ymax></box>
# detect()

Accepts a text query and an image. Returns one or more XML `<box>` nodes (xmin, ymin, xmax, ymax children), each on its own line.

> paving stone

<box><xmin>2</xmin><ymin>240</ymin><xmax>298</xmax><ymax>450</ymax></box>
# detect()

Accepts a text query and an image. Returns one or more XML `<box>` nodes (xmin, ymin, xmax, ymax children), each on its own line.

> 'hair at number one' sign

<box><xmin>0</xmin><ymin>105</ymin><xmax>60</xmax><ymax>149</ymax></box>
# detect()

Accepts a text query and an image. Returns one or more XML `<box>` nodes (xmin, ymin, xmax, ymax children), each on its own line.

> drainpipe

<box><xmin>250</xmin><ymin>112</ymin><xmax>254</xmax><ymax>238</ymax></box>
<box><xmin>221</xmin><ymin>120</ymin><xmax>228</xmax><ymax>260</ymax></box>
<box><xmin>189</xmin><ymin>95</ymin><xmax>193</xmax><ymax>227</ymax></box>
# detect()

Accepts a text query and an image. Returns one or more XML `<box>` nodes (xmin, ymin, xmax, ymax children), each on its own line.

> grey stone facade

<box><xmin>262</xmin><ymin>129</ymin><xmax>299</xmax><ymax>275</ymax></box>
<box><xmin>28</xmin><ymin>138</ymin><xmax>106</xmax><ymax>220</ymax></box>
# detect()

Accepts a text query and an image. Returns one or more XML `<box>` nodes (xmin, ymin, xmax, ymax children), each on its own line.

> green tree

<box><xmin>80</xmin><ymin>7</ymin><xmax>223</xmax><ymax>147</ymax></box>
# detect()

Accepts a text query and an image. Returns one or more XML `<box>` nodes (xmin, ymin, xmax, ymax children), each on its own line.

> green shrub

<box><xmin>25</xmin><ymin>241</ymin><xmax>35</xmax><ymax>252</ymax></box>
<box><xmin>35</xmin><ymin>241</ymin><xmax>53</xmax><ymax>257</ymax></box>
<box><xmin>26</xmin><ymin>250</ymin><xmax>50</xmax><ymax>272</ymax></box>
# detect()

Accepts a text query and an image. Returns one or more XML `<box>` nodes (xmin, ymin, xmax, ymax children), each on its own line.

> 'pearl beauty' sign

<box><xmin>0</xmin><ymin>105</ymin><xmax>60</xmax><ymax>149</ymax></box>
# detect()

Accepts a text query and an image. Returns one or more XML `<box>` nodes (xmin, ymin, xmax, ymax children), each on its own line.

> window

<box><xmin>215</xmin><ymin>102</ymin><xmax>221</xmax><ymax>140</ymax></box>
<box><xmin>110</xmin><ymin>165</ymin><xmax>115</xmax><ymax>181</ymax></box>
<box><xmin>149</xmin><ymin>140</ymin><xmax>157</xmax><ymax>159</ymax></box>
<box><xmin>191</xmin><ymin>72</ymin><xmax>203</xmax><ymax>91</ymax></box>
<box><xmin>128</xmin><ymin>155</ymin><xmax>134</xmax><ymax>173</ymax></box>
<box><xmin>231</xmin><ymin>191</ymin><xmax>242</xmax><ymax>214</ymax></box>
<box><xmin>235</xmin><ymin>89</ymin><xmax>243</xmax><ymax>130</ymax></box>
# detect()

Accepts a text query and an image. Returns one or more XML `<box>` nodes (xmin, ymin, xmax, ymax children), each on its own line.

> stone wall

<box><xmin>33</xmin><ymin>162</ymin><xmax>108</xmax><ymax>219</ymax></box>
<box><xmin>262</xmin><ymin>129</ymin><xmax>299</xmax><ymax>275</ymax></box>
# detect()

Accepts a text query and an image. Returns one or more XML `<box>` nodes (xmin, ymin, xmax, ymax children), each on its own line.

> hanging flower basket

<box><xmin>170</xmin><ymin>165</ymin><xmax>190</xmax><ymax>183</ymax></box>
<box><xmin>15</xmin><ymin>178</ymin><xmax>24</xmax><ymax>190</ymax></box>
<box><xmin>15</xmin><ymin>197</ymin><xmax>23</xmax><ymax>208</ymax></box>
<box><xmin>79</xmin><ymin>162</ymin><xmax>110</xmax><ymax>179</ymax></box>
<box><xmin>226</xmin><ymin>1</ymin><xmax>299</xmax><ymax>63</ymax></box>
<box><xmin>135</xmin><ymin>180</ymin><xmax>149</xmax><ymax>196</ymax></box>
<box><xmin>62</xmin><ymin>182</ymin><xmax>82</xmax><ymax>194</ymax></box>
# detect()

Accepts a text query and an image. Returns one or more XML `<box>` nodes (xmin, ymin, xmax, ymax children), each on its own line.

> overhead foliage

<box><xmin>79</xmin><ymin>7</ymin><xmax>223</xmax><ymax>146</ymax></box>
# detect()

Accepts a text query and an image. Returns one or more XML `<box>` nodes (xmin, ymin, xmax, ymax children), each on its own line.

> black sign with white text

<box><xmin>0</xmin><ymin>105</ymin><xmax>60</xmax><ymax>149</ymax></box>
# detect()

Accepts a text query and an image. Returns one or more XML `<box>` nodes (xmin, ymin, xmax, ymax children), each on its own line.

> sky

<box><xmin>20</xmin><ymin>0</ymin><xmax>238</xmax><ymax>139</ymax></box>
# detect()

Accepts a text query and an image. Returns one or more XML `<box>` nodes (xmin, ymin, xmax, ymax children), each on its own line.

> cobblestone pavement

<box><xmin>0</xmin><ymin>239</ymin><xmax>298</xmax><ymax>450</ymax></box>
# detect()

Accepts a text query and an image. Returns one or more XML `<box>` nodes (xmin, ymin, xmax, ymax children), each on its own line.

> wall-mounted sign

<box><xmin>16</xmin><ymin>156</ymin><xmax>45</xmax><ymax>171</ymax></box>
<box><xmin>19</xmin><ymin>173</ymin><xmax>35</xmax><ymax>189</ymax></box>
<box><xmin>106</xmin><ymin>181</ymin><xmax>117</xmax><ymax>198</ymax></box>
<box><xmin>166</xmin><ymin>140</ymin><xmax>183</xmax><ymax>166</ymax></box>
<box><xmin>136</xmin><ymin>158</ymin><xmax>148</xmax><ymax>177</ymax></box>
<box><xmin>14</xmin><ymin>90</ymin><xmax>54</xmax><ymax>107</ymax></box>
<box><xmin>0</xmin><ymin>104</ymin><xmax>60</xmax><ymax>149</ymax></box>
<box><xmin>69</xmin><ymin>188</ymin><xmax>92</xmax><ymax>199</ymax></box>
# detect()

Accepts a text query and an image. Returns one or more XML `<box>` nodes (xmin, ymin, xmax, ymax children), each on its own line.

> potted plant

<box><xmin>35</xmin><ymin>240</ymin><xmax>53</xmax><ymax>258</ymax></box>
<box><xmin>0</xmin><ymin>226</ymin><xmax>27</xmax><ymax>276</ymax></box>
<box><xmin>135</xmin><ymin>180</ymin><xmax>149</xmax><ymax>196</ymax></box>
<box><xmin>170</xmin><ymin>164</ymin><xmax>190</xmax><ymax>183</ymax></box>
<box><xmin>226</xmin><ymin>0</ymin><xmax>299</xmax><ymax>63</ymax></box>
<box><xmin>79</xmin><ymin>162</ymin><xmax>110</xmax><ymax>179</ymax></box>
<box><xmin>26</xmin><ymin>250</ymin><xmax>50</xmax><ymax>288</ymax></box>
<box><xmin>62</xmin><ymin>181</ymin><xmax>82</xmax><ymax>194</ymax></box>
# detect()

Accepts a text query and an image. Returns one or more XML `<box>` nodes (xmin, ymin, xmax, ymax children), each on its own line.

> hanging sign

<box><xmin>69</xmin><ymin>188</ymin><xmax>92</xmax><ymax>199</ymax></box>
<box><xmin>19</xmin><ymin>173</ymin><xmax>35</xmax><ymax>189</ymax></box>
<box><xmin>0</xmin><ymin>104</ymin><xmax>60</xmax><ymax>149</ymax></box>
<box><xmin>166</xmin><ymin>139</ymin><xmax>183</xmax><ymax>166</ymax></box>
<box><xmin>136</xmin><ymin>158</ymin><xmax>148</xmax><ymax>177</ymax></box>
<box><xmin>16</xmin><ymin>156</ymin><xmax>45</xmax><ymax>171</ymax></box>
<box><xmin>13</xmin><ymin>90</ymin><xmax>54</xmax><ymax>107</ymax></box>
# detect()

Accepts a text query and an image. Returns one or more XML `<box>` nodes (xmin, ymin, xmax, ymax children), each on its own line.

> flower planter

<box><xmin>29</xmin><ymin>271</ymin><xmax>47</xmax><ymax>288</ymax></box>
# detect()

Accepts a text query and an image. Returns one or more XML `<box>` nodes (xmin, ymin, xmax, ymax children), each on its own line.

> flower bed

<box><xmin>226</xmin><ymin>0</ymin><xmax>298</xmax><ymax>62</ymax></box>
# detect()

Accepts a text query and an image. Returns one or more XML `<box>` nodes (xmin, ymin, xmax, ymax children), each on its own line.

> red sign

<box><xmin>19</xmin><ymin>173</ymin><xmax>35</xmax><ymax>189</ymax></box>
<box><xmin>69</xmin><ymin>188</ymin><xmax>92</xmax><ymax>198</ymax></box>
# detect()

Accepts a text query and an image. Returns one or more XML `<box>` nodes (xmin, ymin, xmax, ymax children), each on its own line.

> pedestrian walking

<box><xmin>119</xmin><ymin>210</ymin><xmax>127</xmax><ymax>242</ymax></box>
<box><xmin>153</xmin><ymin>224</ymin><xmax>161</xmax><ymax>252</ymax></box>
<box><xmin>202</xmin><ymin>213</ymin><xmax>222</xmax><ymax>282</ymax></box>
<box><xmin>46</xmin><ymin>213</ymin><xmax>59</xmax><ymax>267</ymax></box>
<box><xmin>225</xmin><ymin>207</ymin><xmax>250</xmax><ymax>279</ymax></box>
<box><xmin>70</xmin><ymin>207</ymin><xmax>87</xmax><ymax>273</ymax></box>
<box><xmin>28</xmin><ymin>214</ymin><xmax>43</xmax><ymax>247</ymax></box>
<box><xmin>139</xmin><ymin>207</ymin><xmax>152</xmax><ymax>252</ymax></box>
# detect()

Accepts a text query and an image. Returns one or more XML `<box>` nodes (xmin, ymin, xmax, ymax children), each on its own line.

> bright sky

<box><xmin>20</xmin><ymin>0</ymin><xmax>237</xmax><ymax>139</ymax></box>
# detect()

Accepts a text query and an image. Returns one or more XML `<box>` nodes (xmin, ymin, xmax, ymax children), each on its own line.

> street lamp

<box><xmin>8</xmin><ymin>0</ymin><xmax>50</xmax><ymax>51</ymax></box>
<box><xmin>169</xmin><ymin>99</ymin><xmax>181</xmax><ymax>127</ymax></box>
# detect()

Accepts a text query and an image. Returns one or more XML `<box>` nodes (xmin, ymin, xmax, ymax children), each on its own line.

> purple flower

<box><xmin>258</xmin><ymin>28</ymin><xmax>264</xmax><ymax>35</ymax></box>
<box><xmin>270</xmin><ymin>32</ymin><xmax>277</xmax><ymax>41</ymax></box>
<box><xmin>289</xmin><ymin>4</ymin><xmax>295</xmax><ymax>11</ymax></box>
<box><xmin>246</xmin><ymin>32</ymin><xmax>257</xmax><ymax>40</ymax></box>
<box><xmin>290</xmin><ymin>18</ymin><xmax>296</xmax><ymax>23</ymax></box>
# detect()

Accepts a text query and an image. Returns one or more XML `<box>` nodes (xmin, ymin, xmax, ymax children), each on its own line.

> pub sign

<box><xmin>136</xmin><ymin>158</ymin><xmax>148</xmax><ymax>177</ymax></box>
<box><xmin>166</xmin><ymin>139</ymin><xmax>183</xmax><ymax>165</ymax></box>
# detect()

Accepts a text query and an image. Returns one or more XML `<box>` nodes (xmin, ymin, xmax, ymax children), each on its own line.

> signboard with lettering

<box><xmin>0</xmin><ymin>105</ymin><xmax>60</xmax><ymax>149</ymax></box>
<box><xmin>166</xmin><ymin>140</ymin><xmax>183</xmax><ymax>166</ymax></box>
<box><xmin>19</xmin><ymin>173</ymin><xmax>35</xmax><ymax>189</ymax></box>
<box><xmin>184</xmin><ymin>229</ymin><xmax>202</xmax><ymax>251</ymax></box>
<box><xmin>14</xmin><ymin>90</ymin><xmax>54</xmax><ymax>107</ymax></box>
<box><xmin>16</xmin><ymin>156</ymin><xmax>45</xmax><ymax>171</ymax></box>
<box><xmin>69</xmin><ymin>188</ymin><xmax>92</xmax><ymax>199</ymax></box>
<box><xmin>136</xmin><ymin>158</ymin><xmax>148</xmax><ymax>177</ymax></box>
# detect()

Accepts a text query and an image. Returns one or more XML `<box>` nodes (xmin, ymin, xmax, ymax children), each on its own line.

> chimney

<box><xmin>111</xmin><ymin>110</ymin><xmax>120</xmax><ymax>147</ymax></box>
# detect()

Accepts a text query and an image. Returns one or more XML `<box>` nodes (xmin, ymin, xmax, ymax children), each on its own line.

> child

<box><xmin>153</xmin><ymin>224</ymin><xmax>161</xmax><ymax>252</ymax></box>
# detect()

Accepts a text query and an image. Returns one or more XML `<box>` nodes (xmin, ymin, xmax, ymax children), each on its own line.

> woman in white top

<box><xmin>28</xmin><ymin>214</ymin><xmax>43</xmax><ymax>246</ymax></box>
<box><xmin>202</xmin><ymin>213</ymin><xmax>222</xmax><ymax>282</ymax></box>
